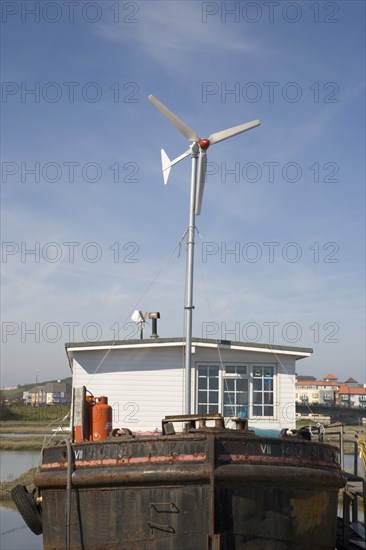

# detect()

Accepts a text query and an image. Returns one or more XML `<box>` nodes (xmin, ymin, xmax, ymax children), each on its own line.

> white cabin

<box><xmin>66</xmin><ymin>338</ymin><xmax>312</xmax><ymax>433</ymax></box>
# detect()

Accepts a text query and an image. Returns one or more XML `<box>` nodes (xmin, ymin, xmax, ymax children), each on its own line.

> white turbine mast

<box><xmin>149</xmin><ymin>94</ymin><xmax>261</xmax><ymax>415</ymax></box>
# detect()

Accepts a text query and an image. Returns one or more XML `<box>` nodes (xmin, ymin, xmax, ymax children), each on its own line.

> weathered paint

<box><xmin>35</xmin><ymin>428</ymin><xmax>345</xmax><ymax>549</ymax></box>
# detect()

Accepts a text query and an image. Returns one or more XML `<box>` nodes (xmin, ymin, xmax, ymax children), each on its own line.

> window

<box><xmin>197</xmin><ymin>365</ymin><xmax>219</xmax><ymax>414</ymax></box>
<box><xmin>196</xmin><ymin>363</ymin><xmax>275</xmax><ymax>419</ymax></box>
<box><xmin>223</xmin><ymin>365</ymin><xmax>248</xmax><ymax>418</ymax></box>
<box><xmin>253</xmin><ymin>366</ymin><xmax>274</xmax><ymax>417</ymax></box>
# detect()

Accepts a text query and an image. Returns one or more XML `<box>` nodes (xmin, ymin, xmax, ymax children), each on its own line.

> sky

<box><xmin>1</xmin><ymin>0</ymin><xmax>365</xmax><ymax>387</ymax></box>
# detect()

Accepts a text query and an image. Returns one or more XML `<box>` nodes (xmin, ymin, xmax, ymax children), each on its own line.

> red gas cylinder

<box><xmin>92</xmin><ymin>396</ymin><xmax>112</xmax><ymax>441</ymax></box>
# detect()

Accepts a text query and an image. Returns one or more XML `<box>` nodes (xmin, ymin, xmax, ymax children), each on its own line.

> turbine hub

<box><xmin>199</xmin><ymin>138</ymin><xmax>210</xmax><ymax>150</ymax></box>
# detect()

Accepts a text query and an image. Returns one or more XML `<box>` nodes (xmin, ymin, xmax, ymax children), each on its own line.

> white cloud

<box><xmin>94</xmin><ymin>2</ymin><xmax>260</xmax><ymax>76</ymax></box>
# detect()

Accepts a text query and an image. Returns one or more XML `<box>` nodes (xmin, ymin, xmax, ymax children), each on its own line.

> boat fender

<box><xmin>11</xmin><ymin>484</ymin><xmax>43</xmax><ymax>535</ymax></box>
<box><xmin>111</xmin><ymin>427</ymin><xmax>135</xmax><ymax>438</ymax></box>
<box><xmin>280</xmin><ymin>427</ymin><xmax>311</xmax><ymax>441</ymax></box>
<box><xmin>298</xmin><ymin>426</ymin><xmax>311</xmax><ymax>441</ymax></box>
<box><xmin>280</xmin><ymin>428</ymin><xmax>296</xmax><ymax>438</ymax></box>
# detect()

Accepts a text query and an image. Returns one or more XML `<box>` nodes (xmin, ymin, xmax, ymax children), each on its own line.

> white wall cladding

<box><xmin>72</xmin><ymin>347</ymin><xmax>186</xmax><ymax>430</ymax></box>
<box><xmin>70</xmin><ymin>342</ymin><xmax>303</xmax><ymax>431</ymax></box>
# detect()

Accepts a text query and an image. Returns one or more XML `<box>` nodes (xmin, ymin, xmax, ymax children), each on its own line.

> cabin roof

<box><xmin>65</xmin><ymin>337</ymin><xmax>313</xmax><ymax>367</ymax></box>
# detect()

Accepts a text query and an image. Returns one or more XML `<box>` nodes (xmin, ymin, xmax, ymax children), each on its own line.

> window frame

<box><xmin>251</xmin><ymin>365</ymin><xmax>276</xmax><ymax>419</ymax></box>
<box><xmin>195</xmin><ymin>362</ymin><xmax>277</xmax><ymax>420</ymax></box>
<box><xmin>222</xmin><ymin>364</ymin><xmax>249</xmax><ymax>419</ymax></box>
<box><xmin>196</xmin><ymin>364</ymin><xmax>220</xmax><ymax>415</ymax></box>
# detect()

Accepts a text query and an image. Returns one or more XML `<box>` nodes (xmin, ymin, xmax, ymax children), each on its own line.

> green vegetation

<box><xmin>0</xmin><ymin>418</ymin><xmax>70</xmax><ymax>450</ymax></box>
<box><xmin>0</xmin><ymin>420</ymin><xmax>69</xmax><ymax>433</ymax></box>
<box><xmin>1</xmin><ymin>467</ymin><xmax>38</xmax><ymax>505</ymax></box>
<box><xmin>0</xmin><ymin>434</ymin><xmax>67</xmax><ymax>451</ymax></box>
<box><xmin>0</xmin><ymin>402</ymin><xmax>71</xmax><ymax>422</ymax></box>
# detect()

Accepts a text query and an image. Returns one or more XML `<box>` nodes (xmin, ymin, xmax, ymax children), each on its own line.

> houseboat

<box><xmin>12</xmin><ymin>96</ymin><xmax>346</xmax><ymax>549</ymax></box>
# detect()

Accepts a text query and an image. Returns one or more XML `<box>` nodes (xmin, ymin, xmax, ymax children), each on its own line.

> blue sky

<box><xmin>1</xmin><ymin>0</ymin><xmax>365</xmax><ymax>386</ymax></box>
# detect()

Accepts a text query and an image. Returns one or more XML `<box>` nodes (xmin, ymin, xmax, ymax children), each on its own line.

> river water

<box><xmin>0</xmin><ymin>447</ymin><xmax>363</xmax><ymax>549</ymax></box>
<box><xmin>1</xmin><ymin>450</ymin><xmax>41</xmax><ymax>482</ymax></box>
<box><xmin>1</xmin><ymin>450</ymin><xmax>42</xmax><ymax>550</ymax></box>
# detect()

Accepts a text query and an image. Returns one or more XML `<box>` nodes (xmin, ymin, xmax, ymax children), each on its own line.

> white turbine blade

<box><xmin>209</xmin><ymin>119</ymin><xmax>261</xmax><ymax>145</ymax></box>
<box><xmin>195</xmin><ymin>150</ymin><xmax>207</xmax><ymax>215</ymax></box>
<box><xmin>161</xmin><ymin>148</ymin><xmax>191</xmax><ymax>185</ymax></box>
<box><xmin>149</xmin><ymin>95</ymin><xmax>200</xmax><ymax>142</ymax></box>
<box><xmin>161</xmin><ymin>149</ymin><xmax>172</xmax><ymax>185</ymax></box>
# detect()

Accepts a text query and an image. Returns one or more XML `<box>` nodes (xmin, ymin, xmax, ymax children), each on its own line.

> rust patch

<box><xmin>290</xmin><ymin>491</ymin><xmax>330</xmax><ymax>535</ymax></box>
<box><xmin>217</xmin><ymin>453</ymin><xmax>338</xmax><ymax>469</ymax></box>
<box><xmin>40</xmin><ymin>453</ymin><xmax>206</xmax><ymax>470</ymax></box>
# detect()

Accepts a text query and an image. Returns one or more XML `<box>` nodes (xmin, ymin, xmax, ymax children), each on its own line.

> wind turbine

<box><xmin>149</xmin><ymin>94</ymin><xmax>261</xmax><ymax>415</ymax></box>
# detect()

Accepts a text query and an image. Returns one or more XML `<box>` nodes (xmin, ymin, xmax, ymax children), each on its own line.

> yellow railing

<box><xmin>357</xmin><ymin>436</ymin><xmax>366</xmax><ymax>472</ymax></box>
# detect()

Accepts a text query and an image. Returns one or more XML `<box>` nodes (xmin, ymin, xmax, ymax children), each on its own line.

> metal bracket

<box><xmin>147</xmin><ymin>521</ymin><xmax>175</xmax><ymax>534</ymax></box>
<box><xmin>150</xmin><ymin>502</ymin><xmax>179</xmax><ymax>514</ymax></box>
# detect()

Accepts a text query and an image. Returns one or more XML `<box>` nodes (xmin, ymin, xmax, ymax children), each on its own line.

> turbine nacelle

<box><xmin>198</xmin><ymin>138</ymin><xmax>210</xmax><ymax>150</ymax></box>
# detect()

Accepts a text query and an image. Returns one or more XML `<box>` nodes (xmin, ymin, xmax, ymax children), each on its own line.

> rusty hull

<box><xmin>35</xmin><ymin>429</ymin><xmax>345</xmax><ymax>550</ymax></box>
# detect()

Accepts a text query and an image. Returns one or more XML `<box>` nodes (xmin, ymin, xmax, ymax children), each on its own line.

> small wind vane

<box><xmin>148</xmin><ymin>94</ymin><xmax>260</xmax><ymax>214</ymax></box>
<box><xmin>131</xmin><ymin>310</ymin><xmax>147</xmax><ymax>340</ymax></box>
<box><xmin>149</xmin><ymin>94</ymin><xmax>261</xmax><ymax>414</ymax></box>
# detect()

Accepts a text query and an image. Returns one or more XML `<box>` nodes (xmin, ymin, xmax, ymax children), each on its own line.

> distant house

<box><xmin>66</xmin><ymin>337</ymin><xmax>313</xmax><ymax>432</ymax></box>
<box><xmin>338</xmin><ymin>384</ymin><xmax>366</xmax><ymax>409</ymax></box>
<box><xmin>296</xmin><ymin>379</ymin><xmax>339</xmax><ymax>406</ymax></box>
<box><xmin>27</xmin><ymin>381</ymin><xmax>71</xmax><ymax>406</ymax></box>
<box><xmin>295</xmin><ymin>374</ymin><xmax>366</xmax><ymax>408</ymax></box>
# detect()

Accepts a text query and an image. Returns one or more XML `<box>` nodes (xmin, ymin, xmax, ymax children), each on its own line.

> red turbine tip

<box><xmin>199</xmin><ymin>138</ymin><xmax>210</xmax><ymax>150</ymax></box>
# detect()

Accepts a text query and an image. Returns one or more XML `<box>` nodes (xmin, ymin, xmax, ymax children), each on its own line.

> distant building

<box><xmin>26</xmin><ymin>381</ymin><xmax>71</xmax><ymax>406</ymax></box>
<box><xmin>323</xmin><ymin>373</ymin><xmax>338</xmax><ymax>382</ymax></box>
<box><xmin>344</xmin><ymin>377</ymin><xmax>359</xmax><ymax>387</ymax></box>
<box><xmin>295</xmin><ymin>373</ymin><xmax>366</xmax><ymax>409</ymax></box>
<box><xmin>337</xmin><ymin>384</ymin><xmax>366</xmax><ymax>408</ymax></box>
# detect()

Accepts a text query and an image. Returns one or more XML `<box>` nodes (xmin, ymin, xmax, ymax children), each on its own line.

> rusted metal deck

<box><xmin>35</xmin><ymin>417</ymin><xmax>345</xmax><ymax>550</ymax></box>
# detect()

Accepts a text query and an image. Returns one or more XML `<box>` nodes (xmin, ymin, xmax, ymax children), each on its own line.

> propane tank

<box><xmin>92</xmin><ymin>396</ymin><xmax>112</xmax><ymax>441</ymax></box>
